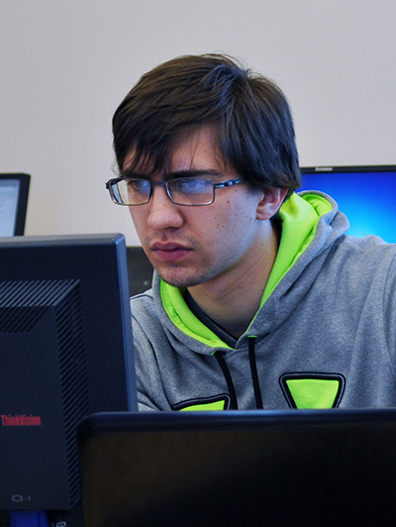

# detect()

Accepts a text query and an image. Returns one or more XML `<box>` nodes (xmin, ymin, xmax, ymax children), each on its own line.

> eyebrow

<box><xmin>120</xmin><ymin>168</ymin><xmax>223</xmax><ymax>180</ymax></box>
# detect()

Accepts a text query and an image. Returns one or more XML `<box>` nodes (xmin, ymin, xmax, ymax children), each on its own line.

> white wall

<box><xmin>1</xmin><ymin>0</ymin><xmax>395</xmax><ymax>245</ymax></box>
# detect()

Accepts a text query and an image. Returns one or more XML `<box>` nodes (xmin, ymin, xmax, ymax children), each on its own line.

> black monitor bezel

<box><xmin>300</xmin><ymin>164</ymin><xmax>396</xmax><ymax>176</ymax></box>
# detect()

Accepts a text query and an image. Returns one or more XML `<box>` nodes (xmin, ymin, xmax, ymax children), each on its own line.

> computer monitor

<box><xmin>78</xmin><ymin>409</ymin><xmax>396</xmax><ymax>527</ymax></box>
<box><xmin>0</xmin><ymin>233</ymin><xmax>137</xmax><ymax>527</ymax></box>
<box><xmin>299</xmin><ymin>165</ymin><xmax>396</xmax><ymax>243</ymax></box>
<box><xmin>0</xmin><ymin>173</ymin><xmax>30</xmax><ymax>236</ymax></box>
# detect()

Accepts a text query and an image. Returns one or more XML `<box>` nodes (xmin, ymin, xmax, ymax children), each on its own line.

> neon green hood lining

<box><xmin>160</xmin><ymin>192</ymin><xmax>332</xmax><ymax>349</ymax></box>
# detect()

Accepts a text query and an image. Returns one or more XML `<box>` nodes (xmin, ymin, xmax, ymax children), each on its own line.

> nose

<box><xmin>147</xmin><ymin>185</ymin><xmax>184</xmax><ymax>230</ymax></box>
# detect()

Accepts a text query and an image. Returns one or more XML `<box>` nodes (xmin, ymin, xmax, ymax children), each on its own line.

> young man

<box><xmin>107</xmin><ymin>54</ymin><xmax>396</xmax><ymax>411</ymax></box>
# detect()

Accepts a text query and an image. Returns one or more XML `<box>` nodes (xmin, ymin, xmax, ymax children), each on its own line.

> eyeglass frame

<box><xmin>105</xmin><ymin>175</ymin><xmax>245</xmax><ymax>206</ymax></box>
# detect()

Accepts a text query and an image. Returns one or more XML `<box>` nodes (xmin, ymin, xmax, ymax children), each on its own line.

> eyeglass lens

<box><xmin>113</xmin><ymin>178</ymin><xmax>215</xmax><ymax>206</ymax></box>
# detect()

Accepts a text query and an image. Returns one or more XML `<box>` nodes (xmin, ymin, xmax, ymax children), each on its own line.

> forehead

<box><xmin>122</xmin><ymin>125</ymin><xmax>228</xmax><ymax>176</ymax></box>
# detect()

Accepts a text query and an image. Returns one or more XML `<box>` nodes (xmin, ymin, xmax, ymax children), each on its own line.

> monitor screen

<box><xmin>0</xmin><ymin>174</ymin><xmax>30</xmax><ymax>236</ymax></box>
<box><xmin>0</xmin><ymin>233</ymin><xmax>137</xmax><ymax>527</ymax></box>
<box><xmin>299</xmin><ymin>165</ymin><xmax>396</xmax><ymax>243</ymax></box>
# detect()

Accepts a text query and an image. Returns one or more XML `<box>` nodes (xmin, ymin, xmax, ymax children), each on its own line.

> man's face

<box><xmin>123</xmin><ymin>126</ymin><xmax>276</xmax><ymax>290</ymax></box>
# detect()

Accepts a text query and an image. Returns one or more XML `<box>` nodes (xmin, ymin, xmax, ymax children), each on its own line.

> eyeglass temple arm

<box><xmin>214</xmin><ymin>178</ymin><xmax>244</xmax><ymax>189</ymax></box>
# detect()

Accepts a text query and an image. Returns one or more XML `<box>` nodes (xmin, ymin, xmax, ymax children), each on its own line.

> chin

<box><xmin>159</xmin><ymin>274</ymin><xmax>203</xmax><ymax>289</ymax></box>
<box><xmin>158</xmin><ymin>268</ymin><xmax>209</xmax><ymax>289</ymax></box>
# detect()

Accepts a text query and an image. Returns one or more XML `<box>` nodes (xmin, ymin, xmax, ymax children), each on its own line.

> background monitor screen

<box><xmin>0</xmin><ymin>233</ymin><xmax>137</xmax><ymax>527</ymax></box>
<box><xmin>299</xmin><ymin>165</ymin><xmax>396</xmax><ymax>243</ymax></box>
<box><xmin>0</xmin><ymin>173</ymin><xmax>30</xmax><ymax>236</ymax></box>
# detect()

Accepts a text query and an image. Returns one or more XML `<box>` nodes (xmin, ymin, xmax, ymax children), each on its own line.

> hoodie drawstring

<box><xmin>214</xmin><ymin>336</ymin><xmax>263</xmax><ymax>410</ymax></box>
<box><xmin>214</xmin><ymin>352</ymin><xmax>238</xmax><ymax>409</ymax></box>
<box><xmin>248</xmin><ymin>336</ymin><xmax>263</xmax><ymax>409</ymax></box>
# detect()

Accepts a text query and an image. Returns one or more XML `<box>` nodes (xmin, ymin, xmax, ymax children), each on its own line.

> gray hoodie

<box><xmin>131</xmin><ymin>191</ymin><xmax>396</xmax><ymax>411</ymax></box>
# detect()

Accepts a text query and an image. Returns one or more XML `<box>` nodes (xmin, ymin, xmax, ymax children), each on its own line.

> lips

<box><xmin>150</xmin><ymin>242</ymin><xmax>193</xmax><ymax>262</ymax></box>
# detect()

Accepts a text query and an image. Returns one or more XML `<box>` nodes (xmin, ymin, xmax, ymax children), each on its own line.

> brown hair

<box><xmin>112</xmin><ymin>54</ymin><xmax>300</xmax><ymax>197</ymax></box>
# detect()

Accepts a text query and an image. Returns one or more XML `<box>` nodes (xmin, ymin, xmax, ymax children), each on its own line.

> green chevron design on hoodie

<box><xmin>177</xmin><ymin>397</ymin><xmax>229</xmax><ymax>411</ymax></box>
<box><xmin>280</xmin><ymin>374</ymin><xmax>346</xmax><ymax>409</ymax></box>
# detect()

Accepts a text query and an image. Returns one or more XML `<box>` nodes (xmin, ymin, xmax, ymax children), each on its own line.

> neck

<box><xmin>188</xmin><ymin>221</ymin><xmax>281</xmax><ymax>338</ymax></box>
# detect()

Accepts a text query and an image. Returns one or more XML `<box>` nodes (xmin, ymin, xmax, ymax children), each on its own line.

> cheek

<box><xmin>129</xmin><ymin>208</ymin><xmax>148</xmax><ymax>236</ymax></box>
<box><xmin>212</xmin><ymin>198</ymin><xmax>257</xmax><ymax>232</ymax></box>
<box><xmin>198</xmin><ymin>204</ymin><xmax>255</xmax><ymax>250</ymax></box>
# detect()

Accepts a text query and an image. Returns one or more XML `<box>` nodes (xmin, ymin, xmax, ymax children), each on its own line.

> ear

<box><xmin>256</xmin><ymin>187</ymin><xmax>288</xmax><ymax>220</ymax></box>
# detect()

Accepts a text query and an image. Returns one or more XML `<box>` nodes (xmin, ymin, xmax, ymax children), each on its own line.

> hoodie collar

<box><xmin>262</xmin><ymin>191</ymin><xmax>332</xmax><ymax>304</ymax></box>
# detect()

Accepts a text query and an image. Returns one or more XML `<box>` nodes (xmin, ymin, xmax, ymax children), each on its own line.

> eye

<box><xmin>173</xmin><ymin>178</ymin><xmax>209</xmax><ymax>194</ymax></box>
<box><xmin>126</xmin><ymin>179</ymin><xmax>150</xmax><ymax>192</ymax></box>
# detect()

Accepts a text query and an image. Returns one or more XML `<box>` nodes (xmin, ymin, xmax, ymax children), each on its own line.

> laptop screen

<box><xmin>299</xmin><ymin>165</ymin><xmax>396</xmax><ymax>243</ymax></box>
<box><xmin>0</xmin><ymin>173</ymin><xmax>30</xmax><ymax>236</ymax></box>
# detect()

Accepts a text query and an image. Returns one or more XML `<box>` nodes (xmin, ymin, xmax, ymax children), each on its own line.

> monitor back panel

<box><xmin>0</xmin><ymin>234</ymin><xmax>136</xmax><ymax>519</ymax></box>
<box><xmin>78</xmin><ymin>409</ymin><xmax>396</xmax><ymax>527</ymax></box>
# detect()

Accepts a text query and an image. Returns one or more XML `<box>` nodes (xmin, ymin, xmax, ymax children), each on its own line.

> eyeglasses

<box><xmin>105</xmin><ymin>176</ymin><xmax>245</xmax><ymax>206</ymax></box>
